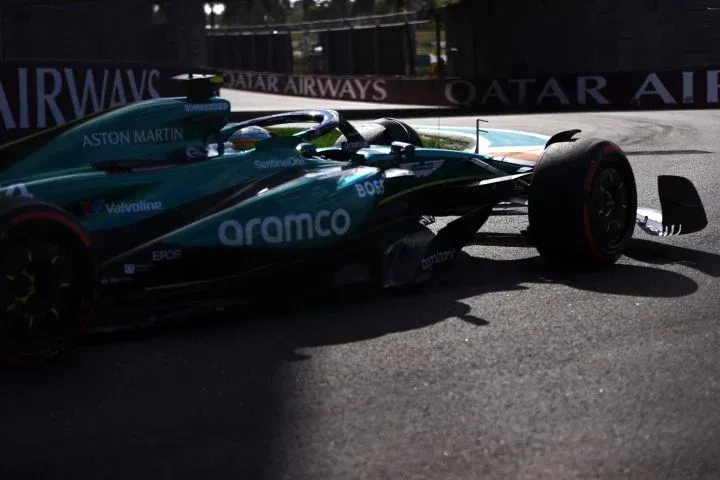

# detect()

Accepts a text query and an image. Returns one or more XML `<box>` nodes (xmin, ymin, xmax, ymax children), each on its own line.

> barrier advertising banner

<box><xmin>221</xmin><ymin>68</ymin><xmax>720</xmax><ymax>111</ymax></box>
<box><xmin>0</xmin><ymin>61</ymin><xmax>206</xmax><ymax>142</ymax></box>
<box><xmin>443</xmin><ymin>69</ymin><xmax>720</xmax><ymax>110</ymax></box>
<box><xmin>220</xmin><ymin>69</ymin><xmax>431</xmax><ymax>104</ymax></box>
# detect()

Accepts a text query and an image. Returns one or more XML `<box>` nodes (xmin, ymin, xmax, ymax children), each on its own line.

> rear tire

<box><xmin>528</xmin><ymin>137</ymin><xmax>637</xmax><ymax>267</ymax></box>
<box><xmin>335</xmin><ymin>118</ymin><xmax>424</xmax><ymax>148</ymax></box>
<box><xmin>0</xmin><ymin>197</ymin><xmax>96</xmax><ymax>365</ymax></box>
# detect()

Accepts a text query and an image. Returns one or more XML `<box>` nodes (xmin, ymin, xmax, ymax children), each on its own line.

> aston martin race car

<box><xmin>0</xmin><ymin>74</ymin><xmax>708</xmax><ymax>364</ymax></box>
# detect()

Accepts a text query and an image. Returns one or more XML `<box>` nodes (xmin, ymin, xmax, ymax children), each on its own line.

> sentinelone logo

<box><xmin>81</xmin><ymin>200</ymin><xmax>163</xmax><ymax>215</ymax></box>
<box><xmin>218</xmin><ymin>209</ymin><xmax>351</xmax><ymax>246</ymax></box>
<box><xmin>184</xmin><ymin>102</ymin><xmax>230</xmax><ymax>113</ymax></box>
<box><xmin>254</xmin><ymin>157</ymin><xmax>305</xmax><ymax>169</ymax></box>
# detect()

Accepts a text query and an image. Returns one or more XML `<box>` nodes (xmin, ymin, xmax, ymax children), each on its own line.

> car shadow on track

<box><xmin>464</xmin><ymin>232</ymin><xmax>706</xmax><ymax>298</ymax></box>
<box><xmin>624</xmin><ymin>238</ymin><xmax>720</xmax><ymax>278</ymax></box>
<box><xmin>0</xmin><ymin>283</ymin><xmax>495</xmax><ymax>480</ymax></box>
<box><xmin>0</xmin><ymin>234</ymin><xmax>712</xmax><ymax>480</ymax></box>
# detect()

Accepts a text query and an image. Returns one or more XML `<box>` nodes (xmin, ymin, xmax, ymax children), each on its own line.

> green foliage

<box><xmin>419</xmin><ymin>134</ymin><xmax>468</xmax><ymax>151</ymax></box>
<box><xmin>267</xmin><ymin>127</ymin><xmax>341</xmax><ymax>148</ymax></box>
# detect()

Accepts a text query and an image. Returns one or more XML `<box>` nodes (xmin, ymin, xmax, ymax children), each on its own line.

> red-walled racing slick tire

<box><xmin>0</xmin><ymin>197</ymin><xmax>97</xmax><ymax>365</ymax></box>
<box><xmin>528</xmin><ymin>137</ymin><xmax>638</xmax><ymax>267</ymax></box>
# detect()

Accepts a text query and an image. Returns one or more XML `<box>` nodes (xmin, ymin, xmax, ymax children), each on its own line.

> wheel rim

<box><xmin>588</xmin><ymin>166</ymin><xmax>630</xmax><ymax>251</ymax></box>
<box><xmin>0</xmin><ymin>236</ymin><xmax>83</xmax><ymax>359</ymax></box>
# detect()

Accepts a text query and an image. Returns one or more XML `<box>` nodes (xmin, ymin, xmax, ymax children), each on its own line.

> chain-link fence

<box><xmin>1</xmin><ymin>0</ymin><xmax>148</xmax><ymax>61</ymax></box>
<box><xmin>0</xmin><ymin>0</ymin><xmax>206</xmax><ymax>65</ymax></box>
<box><xmin>206</xmin><ymin>31</ymin><xmax>294</xmax><ymax>73</ymax></box>
<box><xmin>208</xmin><ymin>10</ymin><xmax>438</xmax><ymax>76</ymax></box>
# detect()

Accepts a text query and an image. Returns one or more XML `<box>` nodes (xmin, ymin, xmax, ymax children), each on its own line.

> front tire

<box><xmin>0</xmin><ymin>198</ymin><xmax>96</xmax><ymax>365</ymax></box>
<box><xmin>528</xmin><ymin>137</ymin><xmax>638</xmax><ymax>266</ymax></box>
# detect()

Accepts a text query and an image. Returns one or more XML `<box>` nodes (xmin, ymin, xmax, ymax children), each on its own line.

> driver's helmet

<box><xmin>228</xmin><ymin>125</ymin><xmax>272</xmax><ymax>151</ymax></box>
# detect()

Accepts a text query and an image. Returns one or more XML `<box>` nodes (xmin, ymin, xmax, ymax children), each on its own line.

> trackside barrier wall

<box><xmin>2</xmin><ymin>61</ymin><xmax>720</xmax><ymax>143</ymax></box>
<box><xmin>220</xmin><ymin>68</ymin><xmax>720</xmax><ymax>111</ymax></box>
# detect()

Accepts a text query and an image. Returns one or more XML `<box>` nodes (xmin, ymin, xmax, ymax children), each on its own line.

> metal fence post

<box><xmin>0</xmin><ymin>2</ymin><xmax>5</xmax><ymax>61</ymax></box>
<box><xmin>373</xmin><ymin>24</ymin><xmax>379</xmax><ymax>75</ymax></box>
<box><xmin>251</xmin><ymin>33</ymin><xmax>256</xmax><ymax>70</ymax></box>
<box><xmin>404</xmin><ymin>19</ymin><xmax>416</xmax><ymax>76</ymax></box>
<box><xmin>348</xmin><ymin>25</ymin><xmax>355</xmax><ymax>75</ymax></box>
<box><xmin>434</xmin><ymin>10</ymin><xmax>442</xmax><ymax>77</ymax></box>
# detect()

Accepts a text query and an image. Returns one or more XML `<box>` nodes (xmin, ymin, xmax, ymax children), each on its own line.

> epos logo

<box><xmin>152</xmin><ymin>249</ymin><xmax>182</xmax><ymax>261</ymax></box>
<box><xmin>354</xmin><ymin>180</ymin><xmax>385</xmax><ymax>198</ymax></box>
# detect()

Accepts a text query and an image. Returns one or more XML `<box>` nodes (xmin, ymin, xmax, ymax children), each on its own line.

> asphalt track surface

<box><xmin>221</xmin><ymin>88</ymin><xmax>442</xmax><ymax>111</ymax></box>
<box><xmin>2</xmin><ymin>92</ymin><xmax>720</xmax><ymax>480</ymax></box>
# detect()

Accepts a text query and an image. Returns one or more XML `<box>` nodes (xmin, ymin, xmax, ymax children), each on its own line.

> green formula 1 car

<box><xmin>0</xmin><ymin>74</ymin><xmax>708</xmax><ymax>364</ymax></box>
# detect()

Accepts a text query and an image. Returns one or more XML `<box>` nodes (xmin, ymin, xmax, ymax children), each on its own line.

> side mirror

<box><xmin>390</xmin><ymin>141</ymin><xmax>415</xmax><ymax>160</ymax></box>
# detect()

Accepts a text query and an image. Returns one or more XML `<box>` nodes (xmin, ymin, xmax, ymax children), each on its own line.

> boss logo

<box><xmin>354</xmin><ymin>180</ymin><xmax>385</xmax><ymax>198</ymax></box>
<box><xmin>152</xmin><ymin>249</ymin><xmax>182</xmax><ymax>261</ymax></box>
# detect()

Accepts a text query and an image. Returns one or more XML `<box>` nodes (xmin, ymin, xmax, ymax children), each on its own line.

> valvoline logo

<box><xmin>81</xmin><ymin>199</ymin><xmax>163</xmax><ymax>215</ymax></box>
<box><xmin>81</xmin><ymin>199</ymin><xmax>105</xmax><ymax>214</ymax></box>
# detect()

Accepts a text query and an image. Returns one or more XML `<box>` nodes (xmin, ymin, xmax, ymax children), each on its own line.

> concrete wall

<box><xmin>446</xmin><ymin>0</ymin><xmax>720</xmax><ymax>78</ymax></box>
<box><xmin>0</xmin><ymin>0</ymin><xmax>207</xmax><ymax>66</ymax></box>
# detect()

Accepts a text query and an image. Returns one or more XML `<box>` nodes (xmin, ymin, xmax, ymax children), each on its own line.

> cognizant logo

<box><xmin>420</xmin><ymin>249</ymin><xmax>456</xmax><ymax>271</ymax></box>
<box><xmin>218</xmin><ymin>209</ymin><xmax>352</xmax><ymax>246</ymax></box>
